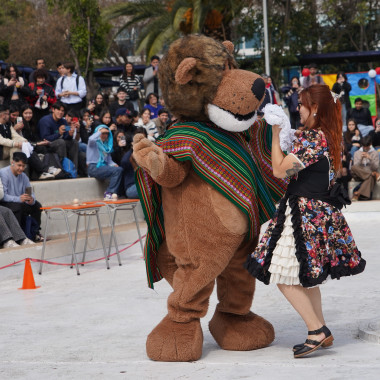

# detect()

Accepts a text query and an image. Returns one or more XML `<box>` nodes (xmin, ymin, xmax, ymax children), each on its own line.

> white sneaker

<box><xmin>39</xmin><ymin>172</ymin><xmax>54</xmax><ymax>180</ymax></box>
<box><xmin>20</xmin><ymin>238</ymin><xmax>35</xmax><ymax>246</ymax></box>
<box><xmin>48</xmin><ymin>166</ymin><xmax>62</xmax><ymax>176</ymax></box>
<box><xmin>3</xmin><ymin>239</ymin><xmax>19</xmax><ymax>248</ymax></box>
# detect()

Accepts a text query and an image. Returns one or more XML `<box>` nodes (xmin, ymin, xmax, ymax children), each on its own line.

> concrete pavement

<box><xmin>0</xmin><ymin>202</ymin><xmax>379</xmax><ymax>379</ymax></box>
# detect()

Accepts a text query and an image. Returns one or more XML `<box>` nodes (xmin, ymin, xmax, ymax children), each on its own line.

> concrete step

<box><xmin>30</xmin><ymin>177</ymin><xmax>145</xmax><ymax>236</ymax></box>
<box><xmin>348</xmin><ymin>180</ymin><xmax>380</xmax><ymax>200</ymax></box>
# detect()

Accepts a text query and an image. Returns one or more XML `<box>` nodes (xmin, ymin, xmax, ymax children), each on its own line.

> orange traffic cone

<box><xmin>19</xmin><ymin>259</ymin><xmax>40</xmax><ymax>290</ymax></box>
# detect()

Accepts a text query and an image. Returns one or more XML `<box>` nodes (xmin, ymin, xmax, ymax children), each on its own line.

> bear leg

<box><xmin>146</xmin><ymin>315</ymin><xmax>203</xmax><ymax>362</ymax></box>
<box><xmin>209</xmin><ymin>237</ymin><xmax>275</xmax><ymax>350</ymax></box>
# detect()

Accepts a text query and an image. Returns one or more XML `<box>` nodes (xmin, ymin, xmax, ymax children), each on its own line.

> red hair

<box><xmin>299</xmin><ymin>85</ymin><xmax>342</xmax><ymax>171</ymax></box>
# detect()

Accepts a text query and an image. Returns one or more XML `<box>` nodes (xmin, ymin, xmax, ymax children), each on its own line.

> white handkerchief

<box><xmin>263</xmin><ymin>104</ymin><xmax>296</xmax><ymax>152</ymax></box>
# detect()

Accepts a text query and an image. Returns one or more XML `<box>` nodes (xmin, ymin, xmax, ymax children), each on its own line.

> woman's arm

<box><xmin>271</xmin><ymin>125</ymin><xmax>304</xmax><ymax>178</ymax></box>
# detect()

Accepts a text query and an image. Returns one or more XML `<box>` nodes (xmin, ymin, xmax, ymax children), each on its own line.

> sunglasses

<box><xmin>298</xmin><ymin>102</ymin><xmax>303</xmax><ymax>107</ymax></box>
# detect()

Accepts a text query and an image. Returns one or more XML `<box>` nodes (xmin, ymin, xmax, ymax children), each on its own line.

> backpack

<box><xmin>61</xmin><ymin>157</ymin><xmax>77</xmax><ymax>178</ymax></box>
<box><xmin>59</xmin><ymin>74</ymin><xmax>87</xmax><ymax>107</ymax></box>
<box><xmin>42</xmin><ymin>152</ymin><xmax>71</xmax><ymax>179</ymax></box>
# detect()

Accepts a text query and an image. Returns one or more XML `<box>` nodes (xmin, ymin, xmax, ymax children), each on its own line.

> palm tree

<box><xmin>102</xmin><ymin>0</ymin><xmax>249</xmax><ymax>61</ymax></box>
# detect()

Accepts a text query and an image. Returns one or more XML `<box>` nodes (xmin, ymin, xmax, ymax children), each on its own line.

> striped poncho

<box><xmin>136</xmin><ymin>120</ymin><xmax>287</xmax><ymax>288</ymax></box>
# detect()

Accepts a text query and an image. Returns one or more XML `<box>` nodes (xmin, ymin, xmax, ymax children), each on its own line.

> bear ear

<box><xmin>222</xmin><ymin>41</ymin><xmax>234</xmax><ymax>54</ymax></box>
<box><xmin>175</xmin><ymin>57</ymin><xmax>197</xmax><ymax>85</ymax></box>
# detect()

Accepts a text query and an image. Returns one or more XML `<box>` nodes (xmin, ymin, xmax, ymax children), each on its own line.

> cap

<box><xmin>115</xmin><ymin>108</ymin><xmax>133</xmax><ymax>117</ymax></box>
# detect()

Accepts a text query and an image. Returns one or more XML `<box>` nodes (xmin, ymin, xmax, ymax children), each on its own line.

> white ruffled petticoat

<box><xmin>269</xmin><ymin>202</ymin><xmax>300</xmax><ymax>285</ymax></box>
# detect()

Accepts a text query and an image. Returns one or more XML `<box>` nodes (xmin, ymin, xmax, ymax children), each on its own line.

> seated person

<box><xmin>86</xmin><ymin>125</ymin><xmax>123</xmax><ymax>200</ymax></box>
<box><xmin>92</xmin><ymin>109</ymin><xmax>117</xmax><ymax>134</ymax></box>
<box><xmin>369</xmin><ymin>117</ymin><xmax>380</xmax><ymax>153</ymax></box>
<box><xmin>0</xmin><ymin>177</ymin><xmax>34</xmax><ymax>248</ymax></box>
<box><xmin>38</xmin><ymin>101</ymin><xmax>79</xmax><ymax>169</ymax></box>
<box><xmin>152</xmin><ymin>108</ymin><xmax>169</xmax><ymax>136</ymax></box>
<box><xmin>108</xmin><ymin>87</ymin><xmax>134</xmax><ymax>117</ymax></box>
<box><xmin>0</xmin><ymin>152</ymin><xmax>43</xmax><ymax>242</ymax></box>
<box><xmin>347</xmin><ymin>97</ymin><xmax>374</xmax><ymax>136</ymax></box>
<box><xmin>144</xmin><ymin>92</ymin><xmax>163</xmax><ymax>119</ymax></box>
<box><xmin>134</xmin><ymin>107</ymin><xmax>158</xmax><ymax>141</ymax></box>
<box><xmin>111</xmin><ymin>129</ymin><xmax>139</xmax><ymax>199</ymax></box>
<box><xmin>343</xmin><ymin>118</ymin><xmax>362</xmax><ymax>158</ymax></box>
<box><xmin>351</xmin><ymin>135</ymin><xmax>380</xmax><ymax>201</ymax></box>
<box><xmin>0</xmin><ymin>104</ymin><xmax>24</xmax><ymax>162</ymax></box>
<box><xmin>114</xmin><ymin>108</ymin><xmax>137</xmax><ymax>142</ymax></box>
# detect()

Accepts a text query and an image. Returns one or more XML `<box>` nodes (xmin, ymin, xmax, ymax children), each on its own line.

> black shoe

<box><xmin>293</xmin><ymin>326</ymin><xmax>334</xmax><ymax>358</ymax></box>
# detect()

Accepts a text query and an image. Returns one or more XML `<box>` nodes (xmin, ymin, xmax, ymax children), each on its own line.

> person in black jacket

<box><xmin>347</xmin><ymin>97</ymin><xmax>373</xmax><ymax>136</ymax></box>
<box><xmin>332</xmin><ymin>72</ymin><xmax>351</xmax><ymax>127</ymax></box>
<box><xmin>281</xmin><ymin>77</ymin><xmax>303</xmax><ymax>129</ymax></box>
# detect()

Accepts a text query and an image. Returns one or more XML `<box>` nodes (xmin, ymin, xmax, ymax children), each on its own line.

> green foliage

<box><xmin>0</xmin><ymin>40</ymin><xmax>9</xmax><ymax>61</ymax></box>
<box><xmin>47</xmin><ymin>0</ymin><xmax>111</xmax><ymax>73</ymax></box>
<box><xmin>103</xmin><ymin>0</ymin><xmax>251</xmax><ymax>61</ymax></box>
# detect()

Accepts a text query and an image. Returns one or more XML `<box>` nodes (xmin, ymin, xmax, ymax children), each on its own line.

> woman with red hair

<box><xmin>245</xmin><ymin>85</ymin><xmax>366</xmax><ymax>358</ymax></box>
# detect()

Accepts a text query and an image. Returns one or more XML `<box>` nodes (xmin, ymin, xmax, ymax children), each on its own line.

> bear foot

<box><xmin>146</xmin><ymin>315</ymin><xmax>203</xmax><ymax>361</ymax></box>
<box><xmin>209</xmin><ymin>310</ymin><xmax>274</xmax><ymax>351</ymax></box>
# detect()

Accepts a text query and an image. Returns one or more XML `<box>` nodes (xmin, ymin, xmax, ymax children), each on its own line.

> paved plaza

<box><xmin>0</xmin><ymin>204</ymin><xmax>379</xmax><ymax>379</ymax></box>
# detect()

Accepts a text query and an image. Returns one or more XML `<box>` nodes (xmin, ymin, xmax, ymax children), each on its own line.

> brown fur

<box><xmin>134</xmin><ymin>35</ymin><xmax>275</xmax><ymax>362</ymax></box>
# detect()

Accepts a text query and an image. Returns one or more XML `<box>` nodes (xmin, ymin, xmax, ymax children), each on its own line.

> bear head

<box><xmin>158</xmin><ymin>34</ymin><xmax>266</xmax><ymax>132</ymax></box>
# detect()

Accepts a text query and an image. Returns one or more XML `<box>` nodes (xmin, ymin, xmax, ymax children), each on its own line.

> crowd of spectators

<box><xmin>0</xmin><ymin>56</ymin><xmax>173</xmax><ymax>247</ymax></box>
<box><xmin>0</xmin><ymin>58</ymin><xmax>378</xmax><ymax>246</ymax></box>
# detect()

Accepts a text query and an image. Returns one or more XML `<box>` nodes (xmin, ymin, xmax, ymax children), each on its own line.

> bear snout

<box><xmin>251</xmin><ymin>78</ymin><xmax>266</xmax><ymax>102</ymax></box>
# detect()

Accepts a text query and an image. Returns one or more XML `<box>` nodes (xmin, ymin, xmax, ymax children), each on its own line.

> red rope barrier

<box><xmin>0</xmin><ymin>235</ymin><xmax>146</xmax><ymax>271</ymax></box>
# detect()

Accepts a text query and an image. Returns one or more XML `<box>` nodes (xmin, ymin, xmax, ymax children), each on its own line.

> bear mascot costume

<box><xmin>133</xmin><ymin>35</ymin><xmax>287</xmax><ymax>362</ymax></box>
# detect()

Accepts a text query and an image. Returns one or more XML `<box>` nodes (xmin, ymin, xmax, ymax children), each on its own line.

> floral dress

<box><xmin>245</xmin><ymin>128</ymin><xmax>366</xmax><ymax>287</ymax></box>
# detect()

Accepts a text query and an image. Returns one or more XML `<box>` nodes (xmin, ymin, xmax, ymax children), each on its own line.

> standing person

<box><xmin>245</xmin><ymin>84</ymin><xmax>366</xmax><ymax>358</ymax></box>
<box><xmin>302</xmin><ymin>63</ymin><xmax>325</xmax><ymax>88</ymax></box>
<box><xmin>143</xmin><ymin>55</ymin><xmax>161</xmax><ymax>98</ymax></box>
<box><xmin>108</xmin><ymin>87</ymin><xmax>134</xmax><ymax>117</ymax></box>
<box><xmin>332</xmin><ymin>72</ymin><xmax>351</xmax><ymax>127</ymax></box>
<box><xmin>346</xmin><ymin>97</ymin><xmax>373</xmax><ymax>137</ymax></box>
<box><xmin>86</xmin><ymin>125</ymin><xmax>123</xmax><ymax>200</ymax></box>
<box><xmin>55</xmin><ymin>62</ymin><xmax>87</xmax><ymax>113</ymax></box>
<box><xmin>0</xmin><ymin>64</ymin><xmax>31</xmax><ymax>108</ymax></box>
<box><xmin>28</xmin><ymin>58</ymin><xmax>55</xmax><ymax>87</ymax></box>
<box><xmin>27</xmin><ymin>68</ymin><xmax>57</xmax><ymax>123</ymax></box>
<box><xmin>0</xmin><ymin>152</ymin><xmax>44</xmax><ymax>242</ymax></box>
<box><xmin>281</xmin><ymin>77</ymin><xmax>303</xmax><ymax>129</ymax></box>
<box><xmin>351</xmin><ymin>135</ymin><xmax>380</xmax><ymax>201</ymax></box>
<box><xmin>119</xmin><ymin>62</ymin><xmax>141</xmax><ymax>112</ymax></box>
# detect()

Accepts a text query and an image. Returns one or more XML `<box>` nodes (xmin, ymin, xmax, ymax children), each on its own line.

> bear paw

<box><xmin>209</xmin><ymin>310</ymin><xmax>274</xmax><ymax>351</ymax></box>
<box><xmin>146</xmin><ymin>315</ymin><xmax>203</xmax><ymax>362</ymax></box>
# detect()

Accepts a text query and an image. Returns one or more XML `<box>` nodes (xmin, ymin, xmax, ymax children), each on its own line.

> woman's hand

<box><xmin>37</xmin><ymin>139</ymin><xmax>50</xmax><ymax>146</ymax></box>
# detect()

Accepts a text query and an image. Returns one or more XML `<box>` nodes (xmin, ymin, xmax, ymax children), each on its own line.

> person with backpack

<box><xmin>55</xmin><ymin>62</ymin><xmax>87</xmax><ymax>113</ymax></box>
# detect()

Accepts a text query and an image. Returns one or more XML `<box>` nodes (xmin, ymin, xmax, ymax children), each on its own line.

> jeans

<box><xmin>87</xmin><ymin>164</ymin><xmax>123</xmax><ymax>194</ymax></box>
<box><xmin>357</xmin><ymin>124</ymin><xmax>374</xmax><ymax>137</ymax></box>
<box><xmin>79</xmin><ymin>142</ymin><xmax>87</xmax><ymax>153</ymax></box>
<box><xmin>126</xmin><ymin>184</ymin><xmax>139</xmax><ymax>199</ymax></box>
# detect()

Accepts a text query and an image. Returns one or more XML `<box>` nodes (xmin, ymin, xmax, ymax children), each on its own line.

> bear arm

<box><xmin>154</xmin><ymin>155</ymin><xmax>191</xmax><ymax>188</ymax></box>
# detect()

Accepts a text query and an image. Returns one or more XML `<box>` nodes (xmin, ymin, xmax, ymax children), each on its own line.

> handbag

<box><xmin>128</xmin><ymin>89</ymin><xmax>139</xmax><ymax>100</ymax></box>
